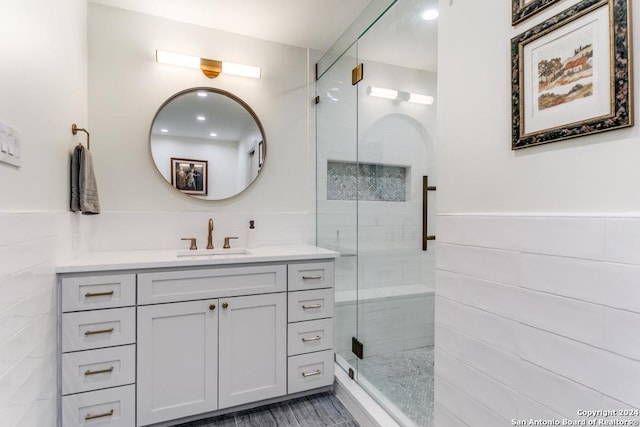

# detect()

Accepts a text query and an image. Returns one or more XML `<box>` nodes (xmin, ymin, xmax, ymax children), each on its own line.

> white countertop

<box><xmin>56</xmin><ymin>245</ymin><xmax>339</xmax><ymax>273</ymax></box>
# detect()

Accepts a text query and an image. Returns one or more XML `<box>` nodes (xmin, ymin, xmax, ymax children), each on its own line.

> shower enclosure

<box><xmin>315</xmin><ymin>1</ymin><xmax>438</xmax><ymax>425</ymax></box>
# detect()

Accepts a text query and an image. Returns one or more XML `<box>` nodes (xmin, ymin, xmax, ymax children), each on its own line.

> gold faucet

<box><xmin>223</xmin><ymin>236</ymin><xmax>238</xmax><ymax>249</ymax></box>
<box><xmin>207</xmin><ymin>218</ymin><xmax>214</xmax><ymax>249</ymax></box>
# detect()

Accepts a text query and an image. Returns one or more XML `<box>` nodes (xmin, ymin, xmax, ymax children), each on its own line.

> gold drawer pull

<box><xmin>302</xmin><ymin>336</ymin><xmax>322</xmax><ymax>342</ymax></box>
<box><xmin>84</xmin><ymin>366</ymin><xmax>114</xmax><ymax>376</ymax></box>
<box><xmin>84</xmin><ymin>328</ymin><xmax>114</xmax><ymax>336</ymax></box>
<box><xmin>85</xmin><ymin>409</ymin><xmax>114</xmax><ymax>420</ymax></box>
<box><xmin>302</xmin><ymin>370</ymin><xmax>322</xmax><ymax>378</ymax></box>
<box><xmin>302</xmin><ymin>275</ymin><xmax>322</xmax><ymax>280</ymax></box>
<box><xmin>302</xmin><ymin>304</ymin><xmax>322</xmax><ymax>310</ymax></box>
<box><xmin>84</xmin><ymin>290</ymin><xmax>114</xmax><ymax>298</ymax></box>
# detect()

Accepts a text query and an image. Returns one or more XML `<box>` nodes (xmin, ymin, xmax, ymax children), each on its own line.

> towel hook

<box><xmin>71</xmin><ymin>123</ymin><xmax>90</xmax><ymax>150</ymax></box>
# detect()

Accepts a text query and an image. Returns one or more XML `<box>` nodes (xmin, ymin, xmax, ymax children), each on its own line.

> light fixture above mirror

<box><xmin>155</xmin><ymin>50</ymin><xmax>262</xmax><ymax>79</ymax></box>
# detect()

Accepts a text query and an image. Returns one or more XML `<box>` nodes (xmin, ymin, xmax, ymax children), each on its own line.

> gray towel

<box><xmin>71</xmin><ymin>145</ymin><xmax>100</xmax><ymax>214</ymax></box>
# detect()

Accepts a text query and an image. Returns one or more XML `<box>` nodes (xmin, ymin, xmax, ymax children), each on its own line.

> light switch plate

<box><xmin>0</xmin><ymin>121</ymin><xmax>21</xmax><ymax>167</ymax></box>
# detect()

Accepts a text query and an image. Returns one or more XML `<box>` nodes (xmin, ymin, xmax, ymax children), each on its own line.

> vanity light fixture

<box><xmin>160</xmin><ymin>129</ymin><xmax>169</xmax><ymax>133</ymax></box>
<box><xmin>197</xmin><ymin>92</ymin><xmax>208</xmax><ymax>97</ymax></box>
<box><xmin>209</xmin><ymin>132</ymin><xmax>217</xmax><ymax>137</ymax></box>
<box><xmin>155</xmin><ymin>50</ymin><xmax>262</xmax><ymax>79</ymax></box>
<box><xmin>196</xmin><ymin>115</ymin><xmax>206</xmax><ymax>121</ymax></box>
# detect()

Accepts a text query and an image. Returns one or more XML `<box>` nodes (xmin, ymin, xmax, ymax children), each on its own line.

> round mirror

<box><xmin>150</xmin><ymin>87</ymin><xmax>266</xmax><ymax>200</ymax></box>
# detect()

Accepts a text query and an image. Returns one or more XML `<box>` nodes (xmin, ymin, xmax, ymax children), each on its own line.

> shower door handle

<box><xmin>423</xmin><ymin>176</ymin><xmax>436</xmax><ymax>250</ymax></box>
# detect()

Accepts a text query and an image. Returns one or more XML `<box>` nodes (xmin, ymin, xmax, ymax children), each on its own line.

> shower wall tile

<box><xmin>436</xmin><ymin>214</ymin><xmax>640</xmax><ymax>426</ymax></box>
<box><xmin>326</xmin><ymin>161</ymin><xmax>407</xmax><ymax>201</ymax></box>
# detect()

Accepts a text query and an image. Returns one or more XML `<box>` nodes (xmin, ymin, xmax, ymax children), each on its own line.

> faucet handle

<box><xmin>223</xmin><ymin>237</ymin><xmax>238</xmax><ymax>249</ymax></box>
<box><xmin>181</xmin><ymin>237</ymin><xmax>198</xmax><ymax>250</ymax></box>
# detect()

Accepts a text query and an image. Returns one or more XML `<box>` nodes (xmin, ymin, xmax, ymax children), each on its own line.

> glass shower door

<box><xmin>315</xmin><ymin>44</ymin><xmax>359</xmax><ymax>378</ymax></box>
<box><xmin>354</xmin><ymin>0</ymin><xmax>438</xmax><ymax>425</ymax></box>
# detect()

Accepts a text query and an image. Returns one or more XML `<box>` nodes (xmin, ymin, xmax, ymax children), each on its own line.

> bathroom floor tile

<box><xmin>172</xmin><ymin>392</ymin><xmax>359</xmax><ymax>427</ymax></box>
<box><xmin>288</xmin><ymin>392</ymin><xmax>354</xmax><ymax>427</ymax></box>
<box><xmin>235</xmin><ymin>402</ymin><xmax>299</xmax><ymax>427</ymax></box>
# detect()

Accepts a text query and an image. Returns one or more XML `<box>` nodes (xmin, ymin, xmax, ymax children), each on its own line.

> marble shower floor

<box><xmin>358</xmin><ymin>347</ymin><xmax>434</xmax><ymax>427</ymax></box>
<box><xmin>173</xmin><ymin>392</ymin><xmax>359</xmax><ymax>427</ymax></box>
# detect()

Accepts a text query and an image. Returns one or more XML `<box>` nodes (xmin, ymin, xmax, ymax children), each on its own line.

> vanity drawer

<box><xmin>62</xmin><ymin>307</ymin><xmax>136</xmax><ymax>352</ymax></box>
<box><xmin>62</xmin><ymin>345</ymin><xmax>136</xmax><ymax>395</ymax></box>
<box><xmin>138</xmin><ymin>264</ymin><xmax>286</xmax><ymax>305</ymax></box>
<box><xmin>62</xmin><ymin>274</ymin><xmax>136</xmax><ymax>312</ymax></box>
<box><xmin>62</xmin><ymin>384</ymin><xmax>135</xmax><ymax>427</ymax></box>
<box><xmin>288</xmin><ymin>261</ymin><xmax>334</xmax><ymax>291</ymax></box>
<box><xmin>288</xmin><ymin>318</ymin><xmax>333</xmax><ymax>356</ymax></box>
<box><xmin>288</xmin><ymin>289</ymin><xmax>334</xmax><ymax>323</ymax></box>
<box><xmin>287</xmin><ymin>350</ymin><xmax>334</xmax><ymax>394</ymax></box>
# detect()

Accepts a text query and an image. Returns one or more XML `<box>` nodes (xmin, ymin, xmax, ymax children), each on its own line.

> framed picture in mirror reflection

<box><xmin>171</xmin><ymin>157</ymin><xmax>208</xmax><ymax>195</ymax></box>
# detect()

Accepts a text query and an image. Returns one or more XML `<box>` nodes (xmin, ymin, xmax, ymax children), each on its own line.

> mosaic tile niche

<box><xmin>327</xmin><ymin>161</ymin><xmax>407</xmax><ymax>201</ymax></box>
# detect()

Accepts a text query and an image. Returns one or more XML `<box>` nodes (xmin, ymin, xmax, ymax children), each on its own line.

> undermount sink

<box><xmin>177</xmin><ymin>248</ymin><xmax>252</xmax><ymax>257</ymax></box>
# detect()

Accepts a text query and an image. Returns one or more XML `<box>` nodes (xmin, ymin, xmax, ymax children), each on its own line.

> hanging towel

<box><xmin>70</xmin><ymin>145</ymin><xmax>100</xmax><ymax>214</ymax></box>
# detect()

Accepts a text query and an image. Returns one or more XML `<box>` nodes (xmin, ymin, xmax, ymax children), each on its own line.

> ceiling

<box><xmin>88</xmin><ymin>0</ymin><xmax>372</xmax><ymax>53</ymax></box>
<box><xmin>88</xmin><ymin>0</ymin><xmax>438</xmax><ymax>71</ymax></box>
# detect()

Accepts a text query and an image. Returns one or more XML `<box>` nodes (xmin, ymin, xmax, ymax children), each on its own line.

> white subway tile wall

<box><xmin>435</xmin><ymin>215</ymin><xmax>640</xmax><ymax>427</ymax></box>
<box><xmin>0</xmin><ymin>212</ymin><xmax>73</xmax><ymax>427</ymax></box>
<box><xmin>84</xmin><ymin>211</ymin><xmax>314</xmax><ymax>251</ymax></box>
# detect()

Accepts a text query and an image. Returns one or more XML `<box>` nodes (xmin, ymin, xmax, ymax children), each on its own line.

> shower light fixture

<box><xmin>367</xmin><ymin>86</ymin><xmax>398</xmax><ymax>99</ymax></box>
<box><xmin>422</xmin><ymin>8</ymin><xmax>439</xmax><ymax>21</ymax></box>
<box><xmin>408</xmin><ymin>93</ymin><xmax>435</xmax><ymax>105</ymax></box>
<box><xmin>367</xmin><ymin>86</ymin><xmax>434</xmax><ymax>105</ymax></box>
<box><xmin>155</xmin><ymin>50</ymin><xmax>262</xmax><ymax>79</ymax></box>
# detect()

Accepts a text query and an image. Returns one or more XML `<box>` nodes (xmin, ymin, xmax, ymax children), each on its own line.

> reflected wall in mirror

<box><xmin>150</xmin><ymin>87</ymin><xmax>266</xmax><ymax>200</ymax></box>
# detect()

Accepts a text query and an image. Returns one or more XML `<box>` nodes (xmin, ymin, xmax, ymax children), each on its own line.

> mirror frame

<box><xmin>149</xmin><ymin>87</ymin><xmax>267</xmax><ymax>200</ymax></box>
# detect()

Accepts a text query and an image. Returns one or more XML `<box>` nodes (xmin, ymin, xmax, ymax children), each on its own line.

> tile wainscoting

<box><xmin>434</xmin><ymin>214</ymin><xmax>640</xmax><ymax>426</ymax></box>
<box><xmin>0</xmin><ymin>211</ymin><xmax>75</xmax><ymax>427</ymax></box>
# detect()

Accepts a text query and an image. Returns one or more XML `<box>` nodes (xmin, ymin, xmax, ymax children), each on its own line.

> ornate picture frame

<box><xmin>512</xmin><ymin>0</ymin><xmax>561</xmax><ymax>25</ymax></box>
<box><xmin>171</xmin><ymin>157</ymin><xmax>208</xmax><ymax>195</ymax></box>
<box><xmin>511</xmin><ymin>0</ymin><xmax>632</xmax><ymax>150</ymax></box>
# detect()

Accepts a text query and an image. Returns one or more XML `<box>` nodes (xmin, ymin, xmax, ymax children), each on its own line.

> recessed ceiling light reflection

<box><xmin>422</xmin><ymin>8</ymin><xmax>439</xmax><ymax>21</ymax></box>
<box><xmin>210</xmin><ymin>132</ymin><xmax>217</xmax><ymax>137</ymax></box>
<box><xmin>160</xmin><ymin>129</ymin><xmax>169</xmax><ymax>133</ymax></box>
<box><xmin>196</xmin><ymin>115</ymin><xmax>206</xmax><ymax>121</ymax></box>
<box><xmin>197</xmin><ymin>92</ymin><xmax>208</xmax><ymax>97</ymax></box>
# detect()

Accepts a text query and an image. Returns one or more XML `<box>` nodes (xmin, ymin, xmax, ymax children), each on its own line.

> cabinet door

<box><xmin>137</xmin><ymin>300</ymin><xmax>218</xmax><ymax>426</ymax></box>
<box><xmin>218</xmin><ymin>293</ymin><xmax>286</xmax><ymax>408</ymax></box>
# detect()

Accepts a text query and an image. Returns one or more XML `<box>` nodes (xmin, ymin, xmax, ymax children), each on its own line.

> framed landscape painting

<box><xmin>511</xmin><ymin>0</ymin><xmax>632</xmax><ymax>149</ymax></box>
<box><xmin>512</xmin><ymin>0</ymin><xmax>561</xmax><ymax>25</ymax></box>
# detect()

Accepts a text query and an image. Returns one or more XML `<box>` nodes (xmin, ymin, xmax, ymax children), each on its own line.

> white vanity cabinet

<box><xmin>136</xmin><ymin>299</ymin><xmax>219</xmax><ymax>426</ymax></box>
<box><xmin>286</xmin><ymin>262</ymin><xmax>335</xmax><ymax>394</ymax></box>
<box><xmin>57</xmin><ymin>248</ymin><xmax>337</xmax><ymax>427</ymax></box>
<box><xmin>58</xmin><ymin>273</ymin><xmax>137</xmax><ymax>427</ymax></box>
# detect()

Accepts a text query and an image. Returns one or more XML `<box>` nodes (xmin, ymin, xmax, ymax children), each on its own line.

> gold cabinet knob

<box><xmin>222</xmin><ymin>302</ymin><xmax>229</xmax><ymax>309</ymax></box>
<box><xmin>209</xmin><ymin>304</ymin><xmax>216</xmax><ymax>311</ymax></box>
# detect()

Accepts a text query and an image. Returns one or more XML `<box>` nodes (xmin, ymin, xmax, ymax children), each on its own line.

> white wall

<box><xmin>437</xmin><ymin>0</ymin><xmax>640</xmax><ymax>214</ymax></box>
<box><xmin>0</xmin><ymin>1</ymin><xmax>87</xmax><ymax>426</ymax></box>
<box><xmin>86</xmin><ymin>4</ymin><xmax>313</xmax><ymax>249</ymax></box>
<box><xmin>436</xmin><ymin>0</ymin><xmax>640</xmax><ymax>425</ymax></box>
